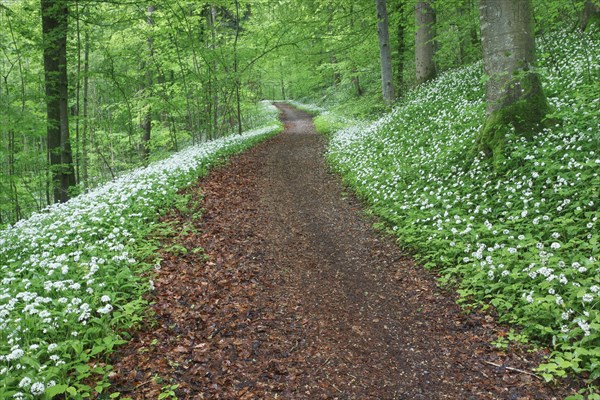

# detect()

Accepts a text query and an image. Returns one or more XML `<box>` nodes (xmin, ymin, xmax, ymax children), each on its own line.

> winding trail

<box><xmin>110</xmin><ymin>104</ymin><xmax>570</xmax><ymax>399</ymax></box>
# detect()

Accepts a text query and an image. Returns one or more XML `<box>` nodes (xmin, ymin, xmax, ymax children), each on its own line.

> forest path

<box><xmin>110</xmin><ymin>104</ymin><xmax>568</xmax><ymax>399</ymax></box>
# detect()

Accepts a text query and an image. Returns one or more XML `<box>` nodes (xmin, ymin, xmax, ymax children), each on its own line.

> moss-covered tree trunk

<box><xmin>477</xmin><ymin>0</ymin><xmax>550</xmax><ymax>163</ymax></box>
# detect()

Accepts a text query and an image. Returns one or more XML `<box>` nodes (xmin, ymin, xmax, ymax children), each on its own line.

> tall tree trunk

<box><xmin>41</xmin><ymin>0</ymin><xmax>75</xmax><ymax>203</ymax></box>
<box><xmin>477</xmin><ymin>0</ymin><xmax>549</xmax><ymax>162</ymax></box>
<box><xmin>6</xmin><ymin>12</ymin><xmax>25</xmax><ymax>220</ymax></box>
<box><xmin>74</xmin><ymin>0</ymin><xmax>82</xmax><ymax>184</ymax></box>
<box><xmin>82</xmin><ymin>30</ymin><xmax>90</xmax><ymax>188</ymax></box>
<box><xmin>165</xmin><ymin>15</ymin><xmax>194</xmax><ymax>138</ymax></box>
<box><xmin>2</xmin><ymin>76</ymin><xmax>21</xmax><ymax>221</ymax></box>
<box><xmin>415</xmin><ymin>1</ymin><xmax>436</xmax><ymax>85</ymax></box>
<box><xmin>395</xmin><ymin>1</ymin><xmax>405</xmax><ymax>94</ymax></box>
<box><xmin>141</xmin><ymin>5</ymin><xmax>154</xmax><ymax>163</ymax></box>
<box><xmin>375</xmin><ymin>0</ymin><xmax>395</xmax><ymax>104</ymax></box>
<box><xmin>467</xmin><ymin>0</ymin><xmax>481</xmax><ymax>63</ymax></box>
<box><xmin>280</xmin><ymin>73</ymin><xmax>286</xmax><ymax>99</ymax></box>
<box><xmin>9</xmin><ymin>126</ymin><xmax>20</xmax><ymax>221</ymax></box>
<box><xmin>209</xmin><ymin>5</ymin><xmax>219</xmax><ymax>139</ymax></box>
<box><xmin>330</xmin><ymin>55</ymin><xmax>340</xmax><ymax>86</ymax></box>
<box><xmin>234</xmin><ymin>0</ymin><xmax>242</xmax><ymax>135</ymax></box>
<box><xmin>458</xmin><ymin>2</ymin><xmax>468</xmax><ymax>65</ymax></box>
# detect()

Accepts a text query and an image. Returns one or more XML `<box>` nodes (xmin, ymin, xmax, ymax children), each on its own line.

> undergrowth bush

<box><xmin>325</xmin><ymin>30</ymin><xmax>599</xmax><ymax>387</ymax></box>
<box><xmin>0</xmin><ymin>103</ymin><xmax>281</xmax><ymax>399</ymax></box>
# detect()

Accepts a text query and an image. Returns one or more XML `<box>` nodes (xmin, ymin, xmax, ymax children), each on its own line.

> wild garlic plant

<box><xmin>326</xmin><ymin>30</ymin><xmax>599</xmax><ymax>381</ymax></box>
<box><xmin>0</xmin><ymin>101</ymin><xmax>280</xmax><ymax>399</ymax></box>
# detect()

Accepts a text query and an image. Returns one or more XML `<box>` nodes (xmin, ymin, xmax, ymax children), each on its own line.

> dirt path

<box><xmin>110</xmin><ymin>104</ymin><xmax>572</xmax><ymax>399</ymax></box>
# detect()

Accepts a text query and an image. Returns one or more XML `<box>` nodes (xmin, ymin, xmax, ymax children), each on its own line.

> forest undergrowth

<box><xmin>0</xmin><ymin>24</ymin><xmax>598</xmax><ymax>399</ymax></box>
<box><xmin>0</xmin><ymin>103</ymin><xmax>281</xmax><ymax>399</ymax></box>
<box><xmin>315</xmin><ymin>30</ymin><xmax>599</xmax><ymax>396</ymax></box>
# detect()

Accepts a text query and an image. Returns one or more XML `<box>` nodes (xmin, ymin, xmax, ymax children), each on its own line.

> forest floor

<box><xmin>109</xmin><ymin>104</ymin><xmax>578</xmax><ymax>399</ymax></box>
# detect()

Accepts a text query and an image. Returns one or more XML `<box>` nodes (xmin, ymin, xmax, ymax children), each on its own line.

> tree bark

<box><xmin>375</xmin><ymin>0</ymin><xmax>394</xmax><ymax>104</ymax></box>
<box><xmin>2</xmin><ymin>76</ymin><xmax>21</xmax><ymax>221</ymax></box>
<box><xmin>75</xmin><ymin>0</ymin><xmax>82</xmax><ymax>185</ymax></box>
<box><xmin>352</xmin><ymin>69</ymin><xmax>363</xmax><ymax>97</ymax></box>
<box><xmin>458</xmin><ymin>2</ymin><xmax>468</xmax><ymax>65</ymax></box>
<box><xmin>415</xmin><ymin>1</ymin><xmax>436</xmax><ymax>85</ymax></box>
<box><xmin>209</xmin><ymin>5</ymin><xmax>219</xmax><ymax>139</ymax></box>
<box><xmin>9</xmin><ymin>126</ymin><xmax>21</xmax><ymax>221</ymax></box>
<box><xmin>82</xmin><ymin>30</ymin><xmax>90</xmax><ymax>189</ymax></box>
<box><xmin>477</xmin><ymin>0</ymin><xmax>550</xmax><ymax>161</ymax></box>
<box><xmin>5</xmin><ymin>12</ymin><xmax>25</xmax><ymax>220</ymax></box>
<box><xmin>580</xmin><ymin>1</ymin><xmax>600</xmax><ymax>31</ymax></box>
<box><xmin>41</xmin><ymin>0</ymin><xmax>75</xmax><ymax>203</ymax></box>
<box><xmin>141</xmin><ymin>5</ymin><xmax>155</xmax><ymax>163</ymax></box>
<box><xmin>395</xmin><ymin>1</ymin><xmax>405</xmax><ymax>94</ymax></box>
<box><xmin>280</xmin><ymin>74</ymin><xmax>286</xmax><ymax>99</ymax></box>
<box><xmin>234</xmin><ymin>0</ymin><xmax>242</xmax><ymax>135</ymax></box>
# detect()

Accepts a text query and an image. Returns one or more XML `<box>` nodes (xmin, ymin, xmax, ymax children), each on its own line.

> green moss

<box><xmin>475</xmin><ymin>72</ymin><xmax>552</xmax><ymax>169</ymax></box>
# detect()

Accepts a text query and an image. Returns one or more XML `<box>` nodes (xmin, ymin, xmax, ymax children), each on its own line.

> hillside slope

<box><xmin>326</xmin><ymin>30</ymin><xmax>600</xmax><ymax>383</ymax></box>
<box><xmin>0</xmin><ymin>103</ymin><xmax>281</xmax><ymax>398</ymax></box>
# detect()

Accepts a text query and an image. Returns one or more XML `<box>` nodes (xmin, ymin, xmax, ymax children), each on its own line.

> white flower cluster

<box><xmin>0</xmin><ymin>115</ymin><xmax>280</xmax><ymax>397</ymax></box>
<box><xmin>286</xmin><ymin>100</ymin><xmax>325</xmax><ymax>114</ymax></box>
<box><xmin>327</xmin><ymin>31</ymin><xmax>599</xmax><ymax>355</ymax></box>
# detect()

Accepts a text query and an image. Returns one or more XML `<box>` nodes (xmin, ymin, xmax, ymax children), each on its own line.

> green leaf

<box><xmin>75</xmin><ymin>364</ymin><xmax>91</xmax><ymax>375</ymax></box>
<box><xmin>563</xmin><ymin>395</ymin><xmax>584</xmax><ymax>400</ymax></box>
<box><xmin>45</xmin><ymin>384</ymin><xmax>68</xmax><ymax>398</ymax></box>
<box><xmin>541</xmin><ymin>373</ymin><xmax>555</xmax><ymax>382</ymax></box>
<box><xmin>90</xmin><ymin>344</ymin><xmax>106</xmax><ymax>356</ymax></box>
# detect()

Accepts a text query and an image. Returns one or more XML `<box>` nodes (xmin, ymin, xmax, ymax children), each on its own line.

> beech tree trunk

<box><xmin>82</xmin><ymin>30</ymin><xmax>90</xmax><ymax>188</ymax></box>
<box><xmin>209</xmin><ymin>5</ymin><xmax>219</xmax><ymax>139</ymax></box>
<box><xmin>458</xmin><ymin>3</ymin><xmax>468</xmax><ymax>65</ymax></box>
<box><xmin>477</xmin><ymin>0</ymin><xmax>549</xmax><ymax>161</ymax></box>
<box><xmin>234</xmin><ymin>0</ymin><xmax>242</xmax><ymax>135</ymax></box>
<box><xmin>41</xmin><ymin>0</ymin><xmax>75</xmax><ymax>203</ymax></box>
<box><xmin>3</xmin><ymin>78</ymin><xmax>21</xmax><ymax>221</ymax></box>
<box><xmin>395</xmin><ymin>1</ymin><xmax>406</xmax><ymax>94</ymax></box>
<box><xmin>415</xmin><ymin>1</ymin><xmax>436</xmax><ymax>85</ymax></box>
<box><xmin>141</xmin><ymin>5</ymin><xmax>155</xmax><ymax>163</ymax></box>
<box><xmin>74</xmin><ymin>0</ymin><xmax>82</xmax><ymax>185</ymax></box>
<box><xmin>375</xmin><ymin>0</ymin><xmax>394</xmax><ymax>104</ymax></box>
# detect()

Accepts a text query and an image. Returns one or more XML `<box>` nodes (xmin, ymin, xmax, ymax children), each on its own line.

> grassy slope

<box><xmin>325</xmin><ymin>30</ymin><xmax>599</xmax><ymax>386</ymax></box>
<box><xmin>0</xmin><ymin>103</ymin><xmax>282</xmax><ymax>399</ymax></box>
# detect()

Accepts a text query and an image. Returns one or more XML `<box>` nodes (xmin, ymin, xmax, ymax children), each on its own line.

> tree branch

<box><xmin>483</xmin><ymin>360</ymin><xmax>543</xmax><ymax>380</ymax></box>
